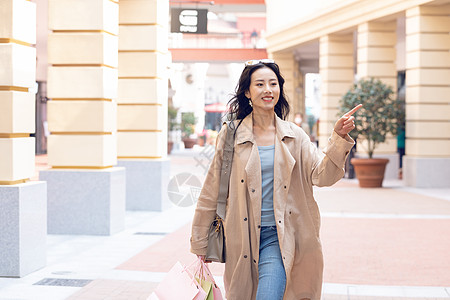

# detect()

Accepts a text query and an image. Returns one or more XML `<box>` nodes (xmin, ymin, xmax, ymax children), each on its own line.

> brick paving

<box><xmin>66</xmin><ymin>280</ymin><xmax>157</xmax><ymax>300</ymax></box>
<box><xmin>4</xmin><ymin>147</ymin><xmax>450</xmax><ymax>300</ymax></box>
<box><xmin>321</xmin><ymin>217</ymin><xmax>450</xmax><ymax>286</ymax></box>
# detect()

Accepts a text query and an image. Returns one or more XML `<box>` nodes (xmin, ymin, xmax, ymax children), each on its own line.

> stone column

<box><xmin>293</xmin><ymin>59</ymin><xmax>305</xmax><ymax>121</ymax></box>
<box><xmin>0</xmin><ymin>0</ymin><xmax>46</xmax><ymax>277</ymax></box>
<box><xmin>403</xmin><ymin>5</ymin><xmax>450</xmax><ymax>187</ymax></box>
<box><xmin>319</xmin><ymin>34</ymin><xmax>354</xmax><ymax>147</ymax></box>
<box><xmin>41</xmin><ymin>0</ymin><xmax>126</xmax><ymax>235</ymax></box>
<box><xmin>117</xmin><ymin>0</ymin><xmax>170</xmax><ymax>211</ymax></box>
<box><xmin>270</xmin><ymin>52</ymin><xmax>296</xmax><ymax>119</ymax></box>
<box><xmin>357</xmin><ymin>21</ymin><xmax>399</xmax><ymax>179</ymax></box>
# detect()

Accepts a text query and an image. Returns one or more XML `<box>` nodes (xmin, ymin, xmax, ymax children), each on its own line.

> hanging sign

<box><xmin>171</xmin><ymin>8</ymin><xmax>208</xmax><ymax>34</ymax></box>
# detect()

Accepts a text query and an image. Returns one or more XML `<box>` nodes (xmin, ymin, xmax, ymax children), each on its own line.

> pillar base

<box><xmin>0</xmin><ymin>182</ymin><xmax>47</xmax><ymax>277</ymax></box>
<box><xmin>40</xmin><ymin>167</ymin><xmax>126</xmax><ymax>235</ymax></box>
<box><xmin>118</xmin><ymin>159</ymin><xmax>170</xmax><ymax>211</ymax></box>
<box><xmin>403</xmin><ymin>157</ymin><xmax>450</xmax><ymax>188</ymax></box>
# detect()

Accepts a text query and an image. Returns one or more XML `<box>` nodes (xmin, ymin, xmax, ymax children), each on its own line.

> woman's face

<box><xmin>245</xmin><ymin>67</ymin><xmax>280</xmax><ymax>114</ymax></box>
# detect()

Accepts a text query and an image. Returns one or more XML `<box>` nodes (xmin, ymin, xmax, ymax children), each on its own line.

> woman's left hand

<box><xmin>334</xmin><ymin>104</ymin><xmax>362</xmax><ymax>138</ymax></box>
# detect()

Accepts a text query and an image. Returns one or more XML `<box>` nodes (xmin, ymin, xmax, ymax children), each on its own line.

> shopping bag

<box><xmin>149</xmin><ymin>261</ymin><xmax>207</xmax><ymax>300</ymax></box>
<box><xmin>212</xmin><ymin>287</ymin><xmax>223</xmax><ymax>300</ymax></box>
<box><xmin>147</xmin><ymin>292</ymin><xmax>159</xmax><ymax>300</ymax></box>
<box><xmin>195</xmin><ymin>259</ymin><xmax>224</xmax><ymax>300</ymax></box>
<box><xmin>199</xmin><ymin>279</ymin><xmax>213</xmax><ymax>300</ymax></box>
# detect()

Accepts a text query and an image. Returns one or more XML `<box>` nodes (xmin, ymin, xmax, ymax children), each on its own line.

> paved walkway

<box><xmin>1</xmin><ymin>146</ymin><xmax>450</xmax><ymax>299</ymax></box>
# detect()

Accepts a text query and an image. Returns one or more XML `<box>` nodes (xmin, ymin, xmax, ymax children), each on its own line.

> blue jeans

<box><xmin>256</xmin><ymin>226</ymin><xmax>286</xmax><ymax>300</ymax></box>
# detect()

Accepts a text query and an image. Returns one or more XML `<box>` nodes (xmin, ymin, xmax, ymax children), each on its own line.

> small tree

<box><xmin>339</xmin><ymin>78</ymin><xmax>405</xmax><ymax>158</ymax></box>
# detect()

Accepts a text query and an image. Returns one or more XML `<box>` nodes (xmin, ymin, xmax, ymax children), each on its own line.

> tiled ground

<box><xmin>116</xmin><ymin>222</ymin><xmax>226</xmax><ymax>277</ymax></box>
<box><xmin>66</xmin><ymin>280</ymin><xmax>157</xmax><ymax>300</ymax></box>
<box><xmin>321</xmin><ymin>217</ymin><xmax>450</xmax><ymax>286</ymax></box>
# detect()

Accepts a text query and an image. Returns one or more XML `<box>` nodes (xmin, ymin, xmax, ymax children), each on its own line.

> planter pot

<box><xmin>167</xmin><ymin>141</ymin><xmax>174</xmax><ymax>154</ymax></box>
<box><xmin>182</xmin><ymin>138</ymin><xmax>197</xmax><ymax>149</ymax></box>
<box><xmin>197</xmin><ymin>137</ymin><xmax>205</xmax><ymax>147</ymax></box>
<box><xmin>351</xmin><ymin>158</ymin><xmax>389</xmax><ymax>188</ymax></box>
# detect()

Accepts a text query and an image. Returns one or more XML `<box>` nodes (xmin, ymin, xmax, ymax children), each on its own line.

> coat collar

<box><xmin>234</xmin><ymin>112</ymin><xmax>295</xmax><ymax>145</ymax></box>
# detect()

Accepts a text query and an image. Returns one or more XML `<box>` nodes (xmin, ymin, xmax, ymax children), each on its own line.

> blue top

<box><xmin>257</xmin><ymin>144</ymin><xmax>276</xmax><ymax>227</ymax></box>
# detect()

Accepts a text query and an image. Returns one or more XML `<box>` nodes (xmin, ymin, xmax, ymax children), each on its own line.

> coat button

<box><xmin>289</xmin><ymin>211</ymin><xmax>292</xmax><ymax>215</ymax></box>
<box><xmin>251</xmin><ymin>188</ymin><xmax>255</xmax><ymax>193</ymax></box>
<box><xmin>257</xmin><ymin>225</ymin><xmax>261</xmax><ymax>228</ymax></box>
<box><xmin>282</xmin><ymin>138</ymin><xmax>285</xmax><ymax>141</ymax></box>
<box><xmin>253</xmin><ymin>259</ymin><xmax>257</xmax><ymax>263</ymax></box>
<box><xmin>241</xmin><ymin>179</ymin><xmax>244</xmax><ymax>183</ymax></box>
<box><xmin>284</xmin><ymin>185</ymin><xmax>287</xmax><ymax>189</ymax></box>
<box><xmin>244</xmin><ymin>217</ymin><xmax>247</xmax><ymax>221</ymax></box>
<box><xmin>279</xmin><ymin>220</ymin><xmax>282</xmax><ymax>223</ymax></box>
<box><xmin>244</xmin><ymin>255</ymin><xmax>248</xmax><ymax>258</ymax></box>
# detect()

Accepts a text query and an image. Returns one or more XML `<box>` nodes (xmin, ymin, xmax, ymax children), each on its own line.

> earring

<box><xmin>248</xmin><ymin>98</ymin><xmax>252</xmax><ymax>107</ymax></box>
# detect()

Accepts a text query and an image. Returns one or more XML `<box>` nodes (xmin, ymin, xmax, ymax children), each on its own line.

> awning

<box><xmin>204</xmin><ymin>102</ymin><xmax>228</xmax><ymax>113</ymax></box>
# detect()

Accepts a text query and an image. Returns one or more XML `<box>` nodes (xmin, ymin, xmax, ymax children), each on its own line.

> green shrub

<box><xmin>181</xmin><ymin>112</ymin><xmax>197</xmax><ymax>138</ymax></box>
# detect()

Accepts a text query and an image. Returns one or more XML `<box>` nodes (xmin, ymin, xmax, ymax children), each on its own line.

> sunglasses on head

<box><xmin>244</xmin><ymin>59</ymin><xmax>275</xmax><ymax>66</ymax></box>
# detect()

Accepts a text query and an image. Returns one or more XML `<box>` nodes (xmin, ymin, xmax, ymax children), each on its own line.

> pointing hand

<box><xmin>334</xmin><ymin>104</ymin><xmax>362</xmax><ymax>138</ymax></box>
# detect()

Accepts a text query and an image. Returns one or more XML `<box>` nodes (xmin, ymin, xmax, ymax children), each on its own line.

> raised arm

<box><xmin>309</xmin><ymin>104</ymin><xmax>362</xmax><ymax>186</ymax></box>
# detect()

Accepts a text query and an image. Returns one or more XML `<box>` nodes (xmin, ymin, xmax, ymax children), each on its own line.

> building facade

<box><xmin>265</xmin><ymin>0</ymin><xmax>450</xmax><ymax>187</ymax></box>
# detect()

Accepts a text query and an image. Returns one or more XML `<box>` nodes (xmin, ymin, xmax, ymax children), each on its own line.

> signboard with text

<box><xmin>171</xmin><ymin>8</ymin><xmax>208</xmax><ymax>34</ymax></box>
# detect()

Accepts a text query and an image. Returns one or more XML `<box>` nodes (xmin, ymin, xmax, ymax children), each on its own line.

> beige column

<box><xmin>319</xmin><ymin>34</ymin><xmax>354</xmax><ymax>147</ymax></box>
<box><xmin>0</xmin><ymin>0</ymin><xmax>46</xmax><ymax>277</ymax></box>
<box><xmin>270</xmin><ymin>52</ymin><xmax>305</xmax><ymax>121</ymax></box>
<box><xmin>357</xmin><ymin>21</ymin><xmax>399</xmax><ymax>179</ymax></box>
<box><xmin>117</xmin><ymin>0</ymin><xmax>170</xmax><ymax>211</ymax></box>
<box><xmin>293</xmin><ymin>59</ymin><xmax>305</xmax><ymax>121</ymax></box>
<box><xmin>42</xmin><ymin>0</ymin><xmax>125</xmax><ymax>235</ymax></box>
<box><xmin>0</xmin><ymin>0</ymin><xmax>36</xmax><ymax>185</ymax></box>
<box><xmin>118</xmin><ymin>0</ymin><xmax>168</xmax><ymax>159</ymax></box>
<box><xmin>403</xmin><ymin>5</ymin><xmax>450</xmax><ymax>188</ymax></box>
<box><xmin>47</xmin><ymin>0</ymin><xmax>118</xmax><ymax>168</ymax></box>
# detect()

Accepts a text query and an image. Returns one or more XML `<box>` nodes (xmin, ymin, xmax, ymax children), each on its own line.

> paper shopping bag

<box><xmin>199</xmin><ymin>279</ymin><xmax>213</xmax><ymax>300</ymax></box>
<box><xmin>147</xmin><ymin>292</ymin><xmax>159</xmax><ymax>300</ymax></box>
<box><xmin>212</xmin><ymin>287</ymin><xmax>223</xmax><ymax>300</ymax></box>
<box><xmin>196</xmin><ymin>259</ymin><xmax>224</xmax><ymax>300</ymax></box>
<box><xmin>152</xmin><ymin>261</ymin><xmax>207</xmax><ymax>300</ymax></box>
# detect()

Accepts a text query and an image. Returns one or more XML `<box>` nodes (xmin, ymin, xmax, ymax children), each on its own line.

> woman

<box><xmin>190</xmin><ymin>59</ymin><xmax>361</xmax><ymax>300</ymax></box>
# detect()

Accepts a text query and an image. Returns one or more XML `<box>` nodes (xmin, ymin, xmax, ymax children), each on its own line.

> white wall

<box><xmin>265</xmin><ymin>0</ymin><xmax>351</xmax><ymax>35</ymax></box>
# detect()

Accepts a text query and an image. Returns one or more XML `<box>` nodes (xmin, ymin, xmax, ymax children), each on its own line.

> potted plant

<box><xmin>181</xmin><ymin>112</ymin><xmax>197</xmax><ymax>149</ymax></box>
<box><xmin>197</xmin><ymin>130</ymin><xmax>207</xmax><ymax>147</ymax></box>
<box><xmin>167</xmin><ymin>105</ymin><xmax>179</xmax><ymax>154</ymax></box>
<box><xmin>339</xmin><ymin>78</ymin><xmax>405</xmax><ymax>187</ymax></box>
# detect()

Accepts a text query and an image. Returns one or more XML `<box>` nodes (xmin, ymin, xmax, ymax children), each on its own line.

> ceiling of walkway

<box><xmin>170</xmin><ymin>0</ymin><xmax>265</xmax><ymax>13</ymax></box>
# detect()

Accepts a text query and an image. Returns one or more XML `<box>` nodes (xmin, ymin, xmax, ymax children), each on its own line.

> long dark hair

<box><xmin>227</xmin><ymin>62</ymin><xmax>290</xmax><ymax>121</ymax></box>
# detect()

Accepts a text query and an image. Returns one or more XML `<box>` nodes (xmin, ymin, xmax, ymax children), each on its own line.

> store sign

<box><xmin>171</xmin><ymin>8</ymin><xmax>208</xmax><ymax>34</ymax></box>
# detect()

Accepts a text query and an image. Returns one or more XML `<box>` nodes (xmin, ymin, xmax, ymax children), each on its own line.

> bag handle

<box><xmin>216</xmin><ymin>121</ymin><xmax>236</xmax><ymax>220</ymax></box>
<box><xmin>186</xmin><ymin>257</ymin><xmax>216</xmax><ymax>285</ymax></box>
<box><xmin>199</xmin><ymin>260</ymin><xmax>217</xmax><ymax>284</ymax></box>
<box><xmin>191</xmin><ymin>257</ymin><xmax>218</xmax><ymax>285</ymax></box>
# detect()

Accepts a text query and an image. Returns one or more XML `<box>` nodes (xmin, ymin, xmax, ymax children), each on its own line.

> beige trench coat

<box><xmin>191</xmin><ymin>113</ymin><xmax>354</xmax><ymax>300</ymax></box>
